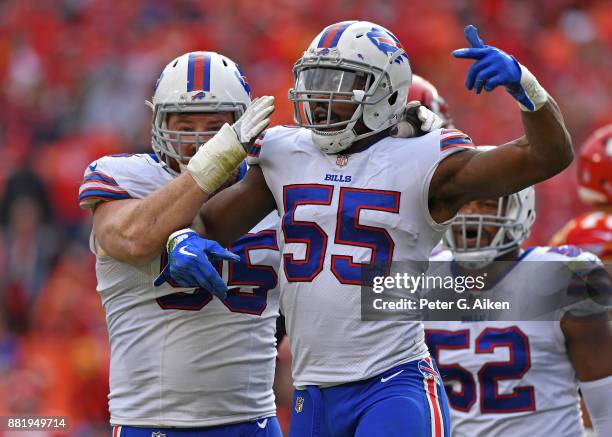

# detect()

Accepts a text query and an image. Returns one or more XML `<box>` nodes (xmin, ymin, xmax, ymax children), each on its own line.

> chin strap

<box><xmin>314</xmin><ymin>119</ymin><xmax>393</xmax><ymax>154</ymax></box>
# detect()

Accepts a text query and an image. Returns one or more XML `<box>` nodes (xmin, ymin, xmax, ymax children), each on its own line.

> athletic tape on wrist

<box><xmin>187</xmin><ymin>123</ymin><xmax>246</xmax><ymax>193</ymax></box>
<box><xmin>518</xmin><ymin>64</ymin><xmax>548</xmax><ymax>112</ymax></box>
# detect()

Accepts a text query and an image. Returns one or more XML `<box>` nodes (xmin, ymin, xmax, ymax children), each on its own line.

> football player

<box><xmin>157</xmin><ymin>22</ymin><xmax>574</xmax><ymax>436</ymax></box>
<box><xmin>424</xmin><ymin>178</ymin><xmax>612</xmax><ymax>437</ymax></box>
<box><xmin>78</xmin><ymin>52</ymin><xmax>283</xmax><ymax>436</ymax></box>
<box><xmin>550</xmin><ymin>123</ymin><xmax>612</xmax><ymax>260</ymax></box>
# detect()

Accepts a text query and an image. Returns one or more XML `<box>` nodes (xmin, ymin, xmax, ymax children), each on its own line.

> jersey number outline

<box><xmin>425</xmin><ymin>326</ymin><xmax>535</xmax><ymax>413</ymax></box>
<box><xmin>282</xmin><ymin>184</ymin><xmax>400</xmax><ymax>284</ymax></box>
<box><xmin>156</xmin><ymin>230</ymin><xmax>278</xmax><ymax>315</ymax></box>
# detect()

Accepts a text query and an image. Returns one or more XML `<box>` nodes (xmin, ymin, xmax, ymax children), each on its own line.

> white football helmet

<box><xmin>147</xmin><ymin>51</ymin><xmax>252</xmax><ymax>175</ymax></box>
<box><xmin>288</xmin><ymin>21</ymin><xmax>412</xmax><ymax>154</ymax></box>
<box><xmin>443</xmin><ymin>148</ymin><xmax>537</xmax><ymax>266</ymax></box>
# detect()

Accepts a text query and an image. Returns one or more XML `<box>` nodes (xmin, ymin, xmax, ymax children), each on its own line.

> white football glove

<box><xmin>187</xmin><ymin>96</ymin><xmax>275</xmax><ymax>194</ymax></box>
<box><xmin>390</xmin><ymin>101</ymin><xmax>444</xmax><ymax>138</ymax></box>
<box><xmin>232</xmin><ymin>96</ymin><xmax>275</xmax><ymax>149</ymax></box>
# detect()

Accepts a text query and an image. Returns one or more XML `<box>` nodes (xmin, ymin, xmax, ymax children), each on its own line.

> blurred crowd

<box><xmin>0</xmin><ymin>0</ymin><xmax>610</xmax><ymax>435</ymax></box>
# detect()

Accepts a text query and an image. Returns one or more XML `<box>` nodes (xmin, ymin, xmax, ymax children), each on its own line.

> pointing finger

<box><xmin>465</xmin><ymin>25</ymin><xmax>485</xmax><ymax>48</ymax></box>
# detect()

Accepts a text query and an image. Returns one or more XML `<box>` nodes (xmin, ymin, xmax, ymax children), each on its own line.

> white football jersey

<box><xmin>424</xmin><ymin>247</ymin><xmax>603</xmax><ymax>437</ymax></box>
<box><xmin>247</xmin><ymin>126</ymin><xmax>474</xmax><ymax>386</ymax></box>
<box><xmin>79</xmin><ymin>153</ymin><xmax>281</xmax><ymax>427</ymax></box>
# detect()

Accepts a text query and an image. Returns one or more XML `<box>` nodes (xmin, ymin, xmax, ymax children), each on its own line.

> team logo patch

<box><xmin>151</xmin><ymin>432</ymin><xmax>166</xmax><ymax>437</ymax></box>
<box><xmin>418</xmin><ymin>358</ymin><xmax>440</xmax><ymax>384</ymax></box>
<box><xmin>295</xmin><ymin>396</ymin><xmax>304</xmax><ymax>413</ymax></box>
<box><xmin>191</xmin><ymin>91</ymin><xmax>206</xmax><ymax>101</ymax></box>
<box><xmin>336</xmin><ymin>154</ymin><xmax>349</xmax><ymax>167</ymax></box>
<box><xmin>547</xmin><ymin>245</ymin><xmax>583</xmax><ymax>257</ymax></box>
<box><xmin>313</xmin><ymin>47</ymin><xmax>332</xmax><ymax>56</ymax></box>
<box><xmin>366</xmin><ymin>27</ymin><xmax>409</xmax><ymax>64</ymax></box>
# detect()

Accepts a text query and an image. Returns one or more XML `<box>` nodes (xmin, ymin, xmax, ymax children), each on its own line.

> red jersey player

<box><xmin>550</xmin><ymin>124</ymin><xmax>612</xmax><ymax>260</ymax></box>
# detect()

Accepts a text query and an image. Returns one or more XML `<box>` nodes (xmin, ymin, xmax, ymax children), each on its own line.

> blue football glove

<box><xmin>154</xmin><ymin>228</ymin><xmax>240</xmax><ymax>300</ymax></box>
<box><xmin>452</xmin><ymin>25</ymin><xmax>548</xmax><ymax>111</ymax></box>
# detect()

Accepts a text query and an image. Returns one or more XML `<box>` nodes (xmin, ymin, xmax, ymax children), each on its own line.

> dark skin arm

<box><xmin>193</xmin><ymin>165</ymin><xmax>275</xmax><ymax>246</ymax></box>
<box><xmin>562</xmin><ymin>313</ymin><xmax>612</xmax><ymax>381</ymax></box>
<box><xmin>429</xmin><ymin>96</ymin><xmax>573</xmax><ymax>223</ymax></box>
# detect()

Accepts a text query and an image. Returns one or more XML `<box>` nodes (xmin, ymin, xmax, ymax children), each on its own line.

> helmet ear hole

<box><xmin>387</xmin><ymin>91</ymin><xmax>398</xmax><ymax>106</ymax></box>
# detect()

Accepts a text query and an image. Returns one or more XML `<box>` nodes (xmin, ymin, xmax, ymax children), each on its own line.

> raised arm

<box><xmin>429</xmin><ymin>26</ymin><xmax>573</xmax><ymax>223</ymax></box>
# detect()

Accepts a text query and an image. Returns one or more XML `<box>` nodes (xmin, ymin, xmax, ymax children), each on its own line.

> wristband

<box><xmin>167</xmin><ymin>228</ymin><xmax>196</xmax><ymax>252</ymax></box>
<box><xmin>514</xmin><ymin>64</ymin><xmax>549</xmax><ymax>112</ymax></box>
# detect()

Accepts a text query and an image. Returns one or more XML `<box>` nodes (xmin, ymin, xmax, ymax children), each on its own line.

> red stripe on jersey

<box><xmin>79</xmin><ymin>185</ymin><xmax>129</xmax><ymax>195</ymax></box>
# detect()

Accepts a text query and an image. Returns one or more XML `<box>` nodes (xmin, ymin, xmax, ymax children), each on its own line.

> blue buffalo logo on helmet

<box><xmin>313</xmin><ymin>47</ymin><xmax>332</xmax><ymax>56</ymax></box>
<box><xmin>234</xmin><ymin>64</ymin><xmax>252</xmax><ymax>97</ymax></box>
<box><xmin>191</xmin><ymin>91</ymin><xmax>206</xmax><ymax>101</ymax></box>
<box><xmin>366</xmin><ymin>27</ymin><xmax>409</xmax><ymax>64</ymax></box>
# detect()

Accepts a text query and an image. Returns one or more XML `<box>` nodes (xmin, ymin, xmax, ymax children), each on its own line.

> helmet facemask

<box><xmin>150</xmin><ymin>100</ymin><xmax>245</xmax><ymax>175</ymax></box>
<box><xmin>289</xmin><ymin>51</ymin><xmax>404</xmax><ymax>154</ymax></box>
<box><xmin>443</xmin><ymin>192</ymin><xmax>536</xmax><ymax>268</ymax></box>
<box><xmin>148</xmin><ymin>51</ymin><xmax>252</xmax><ymax>176</ymax></box>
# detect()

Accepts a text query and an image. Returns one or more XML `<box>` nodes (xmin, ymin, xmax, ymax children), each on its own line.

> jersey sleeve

<box><xmin>245</xmin><ymin>126</ymin><xmax>299</xmax><ymax>168</ymax></box>
<box><xmin>78</xmin><ymin>153</ymin><xmax>170</xmax><ymax>210</ymax></box>
<box><xmin>418</xmin><ymin>128</ymin><xmax>476</xmax><ymax>231</ymax></box>
<box><xmin>438</xmin><ymin>128</ymin><xmax>476</xmax><ymax>159</ymax></box>
<box><xmin>78</xmin><ymin>156</ymin><xmax>133</xmax><ymax>209</ymax></box>
<box><xmin>545</xmin><ymin>246</ymin><xmax>612</xmax><ymax>317</ymax></box>
<box><xmin>245</xmin><ymin>130</ymin><xmax>267</xmax><ymax>166</ymax></box>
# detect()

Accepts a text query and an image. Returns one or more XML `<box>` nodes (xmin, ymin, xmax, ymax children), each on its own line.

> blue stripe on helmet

<box><xmin>203</xmin><ymin>52</ymin><xmax>211</xmax><ymax>92</ymax></box>
<box><xmin>187</xmin><ymin>53</ymin><xmax>196</xmax><ymax>92</ymax></box>
<box><xmin>317</xmin><ymin>26</ymin><xmax>334</xmax><ymax>48</ymax></box>
<box><xmin>329</xmin><ymin>21</ymin><xmax>353</xmax><ymax>48</ymax></box>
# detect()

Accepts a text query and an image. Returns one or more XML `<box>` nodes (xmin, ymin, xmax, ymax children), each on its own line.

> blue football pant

<box><xmin>111</xmin><ymin>416</ymin><xmax>282</xmax><ymax>437</ymax></box>
<box><xmin>289</xmin><ymin>357</ymin><xmax>450</xmax><ymax>437</ymax></box>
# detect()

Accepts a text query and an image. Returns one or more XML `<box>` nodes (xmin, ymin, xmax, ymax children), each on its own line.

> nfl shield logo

<box><xmin>151</xmin><ymin>432</ymin><xmax>166</xmax><ymax>437</ymax></box>
<box><xmin>295</xmin><ymin>396</ymin><xmax>304</xmax><ymax>413</ymax></box>
<box><xmin>336</xmin><ymin>154</ymin><xmax>349</xmax><ymax>167</ymax></box>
